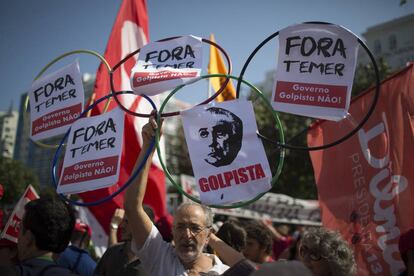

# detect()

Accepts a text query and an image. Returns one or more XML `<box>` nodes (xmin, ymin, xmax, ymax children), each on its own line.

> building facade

<box><xmin>359</xmin><ymin>13</ymin><xmax>414</xmax><ymax>70</ymax></box>
<box><xmin>0</xmin><ymin>105</ymin><xmax>18</xmax><ymax>158</ymax></box>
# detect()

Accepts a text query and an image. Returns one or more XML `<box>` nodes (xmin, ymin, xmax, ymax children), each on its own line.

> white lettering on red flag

<box><xmin>1</xmin><ymin>185</ymin><xmax>39</xmax><ymax>243</ymax></box>
<box><xmin>308</xmin><ymin>63</ymin><xmax>414</xmax><ymax>275</ymax></box>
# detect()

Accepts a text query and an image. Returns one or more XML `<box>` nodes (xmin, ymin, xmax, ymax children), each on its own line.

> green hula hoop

<box><xmin>25</xmin><ymin>49</ymin><xmax>111</xmax><ymax>149</ymax></box>
<box><xmin>155</xmin><ymin>74</ymin><xmax>285</xmax><ymax>209</ymax></box>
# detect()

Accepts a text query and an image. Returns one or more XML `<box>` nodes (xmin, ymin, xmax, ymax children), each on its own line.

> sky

<box><xmin>1</xmin><ymin>0</ymin><xmax>414</xmax><ymax>112</ymax></box>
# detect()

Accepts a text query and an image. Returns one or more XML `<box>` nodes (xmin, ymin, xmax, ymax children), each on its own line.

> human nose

<box><xmin>209</xmin><ymin>134</ymin><xmax>218</xmax><ymax>149</ymax></box>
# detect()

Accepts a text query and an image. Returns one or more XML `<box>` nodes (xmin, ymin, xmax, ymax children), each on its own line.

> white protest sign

<box><xmin>272</xmin><ymin>23</ymin><xmax>359</xmax><ymax>121</ymax></box>
<box><xmin>1</xmin><ymin>185</ymin><xmax>39</xmax><ymax>243</ymax></box>
<box><xmin>130</xmin><ymin>35</ymin><xmax>202</xmax><ymax>96</ymax></box>
<box><xmin>57</xmin><ymin>108</ymin><xmax>124</xmax><ymax>195</ymax></box>
<box><xmin>29</xmin><ymin>61</ymin><xmax>84</xmax><ymax>141</ymax></box>
<box><xmin>181</xmin><ymin>99</ymin><xmax>272</xmax><ymax>205</ymax></box>
<box><xmin>180</xmin><ymin>174</ymin><xmax>321</xmax><ymax>226</ymax></box>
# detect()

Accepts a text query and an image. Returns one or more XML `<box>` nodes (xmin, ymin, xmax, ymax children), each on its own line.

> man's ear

<box><xmin>26</xmin><ymin>229</ymin><xmax>36</xmax><ymax>248</ymax></box>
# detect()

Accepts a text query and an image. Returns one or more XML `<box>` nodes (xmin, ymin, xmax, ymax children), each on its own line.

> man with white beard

<box><xmin>124</xmin><ymin>114</ymin><xmax>229</xmax><ymax>276</ymax></box>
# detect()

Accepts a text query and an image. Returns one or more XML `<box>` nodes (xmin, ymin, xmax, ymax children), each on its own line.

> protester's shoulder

<box><xmin>41</xmin><ymin>265</ymin><xmax>79</xmax><ymax>276</ymax></box>
<box><xmin>101</xmin><ymin>242</ymin><xmax>127</xmax><ymax>258</ymax></box>
<box><xmin>0</xmin><ymin>265</ymin><xmax>19</xmax><ymax>276</ymax></box>
<box><xmin>19</xmin><ymin>258</ymin><xmax>79</xmax><ymax>276</ymax></box>
<box><xmin>221</xmin><ymin>259</ymin><xmax>256</xmax><ymax>276</ymax></box>
<box><xmin>207</xmin><ymin>253</ymin><xmax>230</xmax><ymax>274</ymax></box>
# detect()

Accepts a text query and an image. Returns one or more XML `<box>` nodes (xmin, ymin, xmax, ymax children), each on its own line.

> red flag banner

<box><xmin>79</xmin><ymin>0</ymin><xmax>168</xmax><ymax>241</ymax></box>
<box><xmin>1</xmin><ymin>185</ymin><xmax>39</xmax><ymax>243</ymax></box>
<box><xmin>308</xmin><ymin>63</ymin><xmax>414</xmax><ymax>275</ymax></box>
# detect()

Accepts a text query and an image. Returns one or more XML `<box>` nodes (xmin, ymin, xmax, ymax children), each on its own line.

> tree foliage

<box><xmin>352</xmin><ymin>57</ymin><xmax>392</xmax><ymax>96</ymax></box>
<box><xmin>0</xmin><ymin>157</ymin><xmax>40</xmax><ymax>207</ymax></box>
<box><xmin>249</xmin><ymin>75</ymin><xmax>317</xmax><ymax>200</ymax></box>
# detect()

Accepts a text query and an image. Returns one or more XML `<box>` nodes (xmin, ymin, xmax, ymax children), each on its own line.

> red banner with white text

<box><xmin>1</xmin><ymin>185</ymin><xmax>39</xmax><ymax>243</ymax></box>
<box><xmin>308</xmin><ymin>63</ymin><xmax>414</xmax><ymax>275</ymax></box>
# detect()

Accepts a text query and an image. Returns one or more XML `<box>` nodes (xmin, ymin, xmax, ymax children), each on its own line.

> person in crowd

<box><xmin>155</xmin><ymin>214</ymin><xmax>174</xmax><ymax>242</ymax></box>
<box><xmin>242</xmin><ymin>220</ymin><xmax>274</xmax><ymax>264</ymax></box>
<box><xmin>57</xmin><ymin>221</ymin><xmax>96</xmax><ymax>276</ymax></box>
<box><xmin>398</xmin><ymin>228</ymin><xmax>414</xmax><ymax>276</ymax></box>
<box><xmin>298</xmin><ymin>227</ymin><xmax>356</xmax><ymax>276</ymax></box>
<box><xmin>251</xmin><ymin>260</ymin><xmax>313</xmax><ymax>276</ymax></box>
<box><xmin>124</xmin><ymin>113</ymin><xmax>229</xmax><ymax>275</ymax></box>
<box><xmin>108</xmin><ymin>208</ymin><xmax>126</xmax><ymax>247</ymax></box>
<box><xmin>215</xmin><ymin>220</ymin><xmax>246</xmax><ymax>252</ymax></box>
<box><xmin>95</xmin><ymin>206</ymin><xmax>154</xmax><ymax>276</ymax></box>
<box><xmin>278</xmin><ymin>230</ymin><xmax>302</xmax><ymax>261</ymax></box>
<box><xmin>208</xmin><ymin>232</ymin><xmax>256</xmax><ymax>276</ymax></box>
<box><xmin>262</xmin><ymin>220</ymin><xmax>293</xmax><ymax>260</ymax></box>
<box><xmin>0</xmin><ymin>196</ymin><xmax>77</xmax><ymax>275</ymax></box>
<box><xmin>0</xmin><ymin>238</ymin><xmax>18</xmax><ymax>265</ymax></box>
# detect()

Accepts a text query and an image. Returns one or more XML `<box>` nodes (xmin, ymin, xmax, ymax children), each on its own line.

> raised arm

<box><xmin>263</xmin><ymin>219</ymin><xmax>284</xmax><ymax>240</ymax></box>
<box><xmin>108</xmin><ymin>208</ymin><xmax>124</xmax><ymax>247</ymax></box>
<box><xmin>124</xmin><ymin>113</ymin><xmax>161</xmax><ymax>249</ymax></box>
<box><xmin>208</xmin><ymin>233</ymin><xmax>245</xmax><ymax>266</ymax></box>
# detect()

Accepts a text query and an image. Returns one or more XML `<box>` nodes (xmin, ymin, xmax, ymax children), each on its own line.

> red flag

<box><xmin>1</xmin><ymin>185</ymin><xmax>39</xmax><ymax>243</ymax></box>
<box><xmin>79</xmin><ymin>0</ymin><xmax>168</xmax><ymax>239</ymax></box>
<box><xmin>308</xmin><ymin>63</ymin><xmax>414</xmax><ymax>275</ymax></box>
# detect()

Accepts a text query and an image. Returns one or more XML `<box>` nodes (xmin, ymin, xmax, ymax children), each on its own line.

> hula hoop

<box><xmin>236</xmin><ymin>22</ymin><xmax>380</xmax><ymax>151</ymax></box>
<box><xmin>156</xmin><ymin>74</ymin><xmax>285</xmax><ymax>208</ymax></box>
<box><xmin>51</xmin><ymin>91</ymin><xmax>156</xmax><ymax>206</ymax></box>
<box><xmin>25</xmin><ymin>49</ymin><xmax>112</xmax><ymax>149</ymax></box>
<box><xmin>110</xmin><ymin>36</ymin><xmax>232</xmax><ymax>118</ymax></box>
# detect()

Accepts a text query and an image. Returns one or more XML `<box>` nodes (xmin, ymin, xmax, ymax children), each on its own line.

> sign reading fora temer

<box><xmin>130</xmin><ymin>35</ymin><xmax>202</xmax><ymax>96</ymax></box>
<box><xmin>272</xmin><ymin>23</ymin><xmax>359</xmax><ymax>121</ymax></box>
<box><xmin>57</xmin><ymin>108</ymin><xmax>124</xmax><ymax>195</ymax></box>
<box><xmin>29</xmin><ymin>61</ymin><xmax>84</xmax><ymax>141</ymax></box>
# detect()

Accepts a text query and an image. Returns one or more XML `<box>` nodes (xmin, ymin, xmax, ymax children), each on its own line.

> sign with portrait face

<box><xmin>1</xmin><ymin>185</ymin><xmax>39</xmax><ymax>243</ymax></box>
<box><xmin>181</xmin><ymin>99</ymin><xmax>272</xmax><ymax>205</ymax></box>
<box><xmin>130</xmin><ymin>35</ymin><xmax>202</xmax><ymax>96</ymax></box>
<box><xmin>29</xmin><ymin>61</ymin><xmax>84</xmax><ymax>141</ymax></box>
<box><xmin>57</xmin><ymin>108</ymin><xmax>124</xmax><ymax>195</ymax></box>
<box><xmin>272</xmin><ymin>23</ymin><xmax>359</xmax><ymax>121</ymax></box>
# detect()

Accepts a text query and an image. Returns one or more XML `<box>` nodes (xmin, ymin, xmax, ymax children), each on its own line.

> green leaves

<box><xmin>0</xmin><ymin>157</ymin><xmax>39</xmax><ymax>206</ymax></box>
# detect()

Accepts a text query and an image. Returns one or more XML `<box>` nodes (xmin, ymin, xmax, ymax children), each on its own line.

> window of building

<box><xmin>389</xmin><ymin>34</ymin><xmax>397</xmax><ymax>51</ymax></box>
<box><xmin>374</xmin><ymin>40</ymin><xmax>382</xmax><ymax>55</ymax></box>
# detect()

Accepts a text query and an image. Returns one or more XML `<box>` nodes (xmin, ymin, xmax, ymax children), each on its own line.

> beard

<box><xmin>176</xmin><ymin>240</ymin><xmax>203</xmax><ymax>264</ymax></box>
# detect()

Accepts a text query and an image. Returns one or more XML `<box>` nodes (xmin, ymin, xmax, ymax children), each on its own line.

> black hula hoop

<box><xmin>110</xmin><ymin>36</ymin><xmax>232</xmax><ymax>118</ymax></box>
<box><xmin>236</xmin><ymin>21</ymin><xmax>380</xmax><ymax>151</ymax></box>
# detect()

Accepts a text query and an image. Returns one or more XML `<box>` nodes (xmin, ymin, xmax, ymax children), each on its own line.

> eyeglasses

<box><xmin>299</xmin><ymin>245</ymin><xmax>322</xmax><ymax>262</ymax></box>
<box><xmin>174</xmin><ymin>223</ymin><xmax>211</xmax><ymax>236</ymax></box>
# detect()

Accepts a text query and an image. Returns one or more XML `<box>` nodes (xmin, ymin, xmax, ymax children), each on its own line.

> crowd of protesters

<box><xmin>0</xmin><ymin>115</ymin><xmax>413</xmax><ymax>276</ymax></box>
